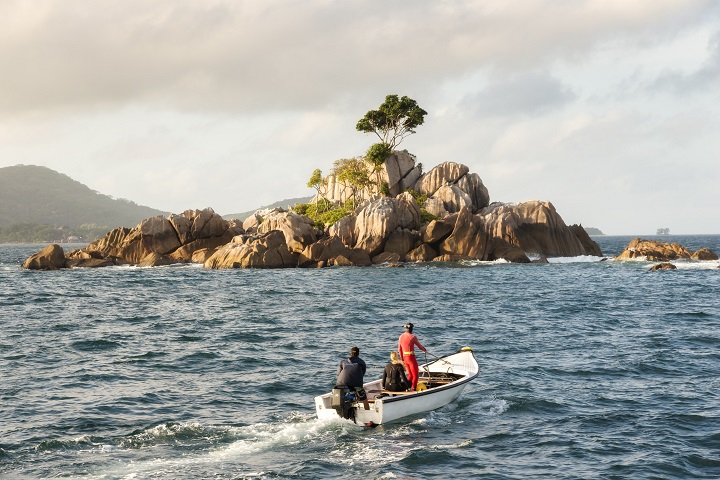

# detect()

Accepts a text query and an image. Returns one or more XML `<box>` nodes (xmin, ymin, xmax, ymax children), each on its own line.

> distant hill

<box><xmin>0</xmin><ymin>165</ymin><xmax>166</xmax><ymax>229</ymax></box>
<box><xmin>223</xmin><ymin>196</ymin><xmax>313</xmax><ymax>221</ymax></box>
<box><xmin>584</xmin><ymin>227</ymin><xmax>605</xmax><ymax>235</ymax></box>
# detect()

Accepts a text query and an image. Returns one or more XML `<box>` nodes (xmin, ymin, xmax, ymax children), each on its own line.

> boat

<box><xmin>314</xmin><ymin>347</ymin><xmax>479</xmax><ymax>426</ymax></box>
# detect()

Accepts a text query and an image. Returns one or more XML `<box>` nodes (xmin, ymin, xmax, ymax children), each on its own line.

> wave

<box><xmin>610</xmin><ymin>257</ymin><xmax>720</xmax><ymax>270</ymax></box>
<box><xmin>546</xmin><ymin>255</ymin><xmax>605</xmax><ymax>264</ymax></box>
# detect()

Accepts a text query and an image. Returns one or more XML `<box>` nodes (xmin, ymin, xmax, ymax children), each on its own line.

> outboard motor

<box><xmin>331</xmin><ymin>387</ymin><xmax>354</xmax><ymax>420</ymax></box>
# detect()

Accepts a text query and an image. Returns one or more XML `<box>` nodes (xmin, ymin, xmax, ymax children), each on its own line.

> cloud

<box><xmin>462</xmin><ymin>72</ymin><xmax>575</xmax><ymax>118</ymax></box>
<box><xmin>0</xmin><ymin>0</ymin><xmax>716</xmax><ymax>115</ymax></box>
<box><xmin>648</xmin><ymin>29</ymin><xmax>720</xmax><ymax>94</ymax></box>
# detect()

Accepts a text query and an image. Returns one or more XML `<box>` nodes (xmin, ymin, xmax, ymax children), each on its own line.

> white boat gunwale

<box><xmin>379</xmin><ymin>371</ymin><xmax>478</xmax><ymax>404</ymax></box>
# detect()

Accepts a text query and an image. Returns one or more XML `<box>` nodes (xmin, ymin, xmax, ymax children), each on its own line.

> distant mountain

<box><xmin>223</xmin><ymin>196</ymin><xmax>313</xmax><ymax>221</ymax></box>
<box><xmin>584</xmin><ymin>227</ymin><xmax>605</xmax><ymax>235</ymax></box>
<box><xmin>0</xmin><ymin>165</ymin><xmax>166</xmax><ymax>228</ymax></box>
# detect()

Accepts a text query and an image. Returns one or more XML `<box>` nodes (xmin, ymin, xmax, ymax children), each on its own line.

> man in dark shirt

<box><xmin>336</xmin><ymin>346</ymin><xmax>366</xmax><ymax>388</ymax></box>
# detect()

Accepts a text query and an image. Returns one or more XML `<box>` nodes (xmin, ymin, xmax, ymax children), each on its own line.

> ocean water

<box><xmin>1</xmin><ymin>235</ymin><xmax>719</xmax><ymax>479</ymax></box>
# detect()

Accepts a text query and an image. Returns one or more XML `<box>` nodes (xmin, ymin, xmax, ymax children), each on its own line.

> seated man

<box><xmin>336</xmin><ymin>346</ymin><xmax>366</xmax><ymax>399</ymax></box>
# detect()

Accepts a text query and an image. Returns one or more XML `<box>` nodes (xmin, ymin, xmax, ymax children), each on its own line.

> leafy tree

<box><xmin>365</xmin><ymin>142</ymin><xmax>392</xmax><ymax>194</ymax></box>
<box><xmin>307</xmin><ymin>168</ymin><xmax>328</xmax><ymax>211</ymax></box>
<box><xmin>356</xmin><ymin>95</ymin><xmax>427</xmax><ymax>150</ymax></box>
<box><xmin>332</xmin><ymin>158</ymin><xmax>371</xmax><ymax>209</ymax></box>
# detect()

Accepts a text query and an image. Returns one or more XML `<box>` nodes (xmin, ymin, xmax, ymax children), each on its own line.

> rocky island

<box><xmin>22</xmin><ymin>151</ymin><xmax>603</xmax><ymax>270</ymax></box>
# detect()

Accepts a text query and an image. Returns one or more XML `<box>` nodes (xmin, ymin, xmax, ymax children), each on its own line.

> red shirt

<box><xmin>398</xmin><ymin>332</ymin><xmax>426</xmax><ymax>357</ymax></box>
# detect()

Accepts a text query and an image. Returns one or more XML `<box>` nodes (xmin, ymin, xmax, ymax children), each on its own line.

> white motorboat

<box><xmin>314</xmin><ymin>347</ymin><xmax>479</xmax><ymax>426</ymax></box>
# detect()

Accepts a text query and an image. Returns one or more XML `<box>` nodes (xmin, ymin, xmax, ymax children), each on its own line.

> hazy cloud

<box><xmin>463</xmin><ymin>73</ymin><xmax>575</xmax><ymax>118</ymax></box>
<box><xmin>648</xmin><ymin>29</ymin><xmax>720</xmax><ymax>94</ymax></box>
<box><xmin>0</xmin><ymin>0</ymin><xmax>716</xmax><ymax>114</ymax></box>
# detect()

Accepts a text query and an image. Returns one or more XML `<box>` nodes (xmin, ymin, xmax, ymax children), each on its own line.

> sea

<box><xmin>1</xmin><ymin>235</ymin><xmax>719</xmax><ymax>479</ymax></box>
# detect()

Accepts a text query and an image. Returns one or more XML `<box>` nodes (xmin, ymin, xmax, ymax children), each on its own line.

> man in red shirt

<box><xmin>398</xmin><ymin>323</ymin><xmax>427</xmax><ymax>390</ymax></box>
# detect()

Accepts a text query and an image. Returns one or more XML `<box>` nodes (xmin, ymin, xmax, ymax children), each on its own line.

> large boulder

<box><xmin>396</xmin><ymin>192</ymin><xmax>421</xmax><ymax>230</ymax></box>
<box><xmin>381</xmin><ymin>151</ymin><xmax>417</xmax><ymax>196</ymax></box>
<box><xmin>487</xmin><ymin>238</ymin><xmax>531</xmax><ymax>263</ymax></box>
<box><xmin>691</xmin><ymin>248</ymin><xmax>718</xmax><ymax>261</ymax></box>
<box><xmin>414</xmin><ymin>162</ymin><xmax>469</xmax><ymax>197</ymax></box>
<box><xmin>256</xmin><ymin>211</ymin><xmax>317</xmax><ymax>253</ymax></box>
<box><xmin>615</xmin><ymin>239</ymin><xmax>693</xmax><ymax>261</ymax></box>
<box><xmin>421</xmin><ymin>218</ymin><xmax>455</xmax><ymax>244</ymax></box>
<box><xmin>169</xmin><ymin>230</ymin><xmax>235</xmax><ymax>262</ymax></box>
<box><xmin>328</xmin><ymin>214</ymin><xmax>356</xmax><ymax>247</ymax></box>
<box><xmin>204</xmin><ymin>231</ymin><xmax>297</xmax><ymax>269</ymax></box>
<box><xmin>372</xmin><ymin>252</ymin><xmax>401</xmax><ymax>264</ymax></box>
<box><xmin>298</xmin><ymin>235</ymin><xmax>351</xmax><ymax>267</ymax></box>
<box><xmin>353</xmin><ymin>196</ymin><xmax>400</xmax><ymax>257</ymax></box>
<box><xmin>138</xmin><ymin>252</ymin><xmax>176</xmax><ymax>267</ymax></box>
<box><xmin>333</xmin><ymin>248</ymin><xmax>372</xmax><ymax>267</ymax></box>
<box><xmin>190</xmin><ymin>207</ymin><xmax>228</xmax><ymax>239</ymax></box>
<box><xmin>22</xmin><ymin>244</ymin><xmax>67</xmax><ymax>270</ymax></box>
<box><xmin>84</xmin><ymin>227</ymin><xmax>132</xmax><ymax>259</ymax></box>
<box><xmin>482</xmin><ymin>201</ymin><xmax>591</xmax><ymax>257</ymax></box>
<box><xmin>191</xmin><ymin>248</ymin><xmax>220</xmax><ymax>264</ymax></box>
<box><xmin>423</xmin><ymin>197</ymin><xmax>449</xmax><ymax>218</ymax></box>
<box><xmin>399</xmin><ymin>166</ymin><xmax>423</xmax><ymax>192</ymax></box>
<box><xmin>242</xmin><ymin>212</ymin><xmax>263</xmax><ymax>232</ymax></box>
<box><xmin>569</xmin><ymin>224</ymin><xmax>602</xmax><ymax>257</ymax></box>
<box><xmin>434</xmin><ymin>184</ymin><xmax>473</xmax><ymax>214</ymax></box>
<box><xmin>139</xmin><ymin>215</ymin><xmax>182</xmax><ymax>255</ymax></box>
<box><xmin>170</xmin><ymin>208</ymin><xmax>231</xmax><ymax>244</ymax></box>
<box><xmin>383</xmin><ymin>229</ymin><xmax>420</xmax><ymax>259</ymax></box>
<box><xmin>438</xmin><ymin>206</ymin><xmax>489</xmax><ymax>259</ymax></box>
<box><xmin>456</xmin><ymin>173</ymin><xmax>490</xmax><ymax>212</ymax></box>
<box><xmin>406</xmin><ymin>244</ymin><xmax>437</xmax><ymax>262</ymax></box>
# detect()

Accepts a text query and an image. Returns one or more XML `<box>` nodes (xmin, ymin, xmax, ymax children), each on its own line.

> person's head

<box><xmin>350</xmin><ymin>346</ymin><xmax>360</xmax><ymax>357</ymax></box>
<box><xmin>403</xmin><ymin>322</ymin><xmax>414</xmax><ymax>333</ymax></box>
<box><xmin>390</xmin><ymin>351</ymin><xmax>402</xmax><ymax>364</ymax></box>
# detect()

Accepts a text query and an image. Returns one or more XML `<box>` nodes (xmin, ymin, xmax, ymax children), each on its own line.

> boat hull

<box><xmin>315</xmin><ymin>348</ymin><xmax>478</xmax><ymax>425</ymax></box>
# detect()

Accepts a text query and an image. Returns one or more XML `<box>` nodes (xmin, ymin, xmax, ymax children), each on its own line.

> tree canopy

<box><xmin>332</xmin><ymin>158</ymin><xmax>371</xmax><ymax>208</ymax></box>
<box><xmin>355</xmin><ymin>95</ymin><xmax>427</xmax><ymax>149</ymax></box>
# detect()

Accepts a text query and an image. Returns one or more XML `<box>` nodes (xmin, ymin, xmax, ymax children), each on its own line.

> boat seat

<box><xmin>381</xmin><ymin>389</ymin><xmax>415</xmax><ymax>395</ymax></box>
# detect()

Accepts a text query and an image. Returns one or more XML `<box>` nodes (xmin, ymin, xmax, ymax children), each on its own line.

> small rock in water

<box><xmin>649</xmin><ymin>262</ymin><xmax>677</xmax><ymax>271</ymax></box>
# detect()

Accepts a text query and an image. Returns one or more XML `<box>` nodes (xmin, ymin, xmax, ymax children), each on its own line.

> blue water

<box><xmin>1</xmin><ymin>235</ymin><xmax>719</xmax><ymax>479</ymax></box>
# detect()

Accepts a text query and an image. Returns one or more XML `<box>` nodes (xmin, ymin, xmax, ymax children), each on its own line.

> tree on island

<box><xmin>307</xmin><ymin>168</ymin><xmax>328</xmax><ymax>211</ymax></box>
<box><xmin>356</xmin><ymin>94</ymin><xmax>428</xmax><ymax>150</ymax></box>
<box><xmin>356</xmin><ymin>95</ymin><xmax>427</xmax><ymax>194</ymax></box>
<box><xmin>332</xmin><ymin>157</ymin><xmax>371</xmax><ymax>209</ymax></box>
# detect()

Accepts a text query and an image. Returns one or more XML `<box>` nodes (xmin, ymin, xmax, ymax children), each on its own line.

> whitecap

<box><xmin>546</xmin><ymin>255</ymin><xmax>605</xmax><ymax>264</ymax></box>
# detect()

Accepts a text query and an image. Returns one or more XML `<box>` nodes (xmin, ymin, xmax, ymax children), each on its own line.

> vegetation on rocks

<box><xmin>293</xmin><ymin>200</ymin><xmax>351</xmax><ymax>230</ymax></box>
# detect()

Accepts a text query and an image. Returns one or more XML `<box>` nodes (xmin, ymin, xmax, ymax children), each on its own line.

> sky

<box><xmin>1</xmin><ymin>0</ymin><xmax>719</xmax><ymax>235</ymax></box>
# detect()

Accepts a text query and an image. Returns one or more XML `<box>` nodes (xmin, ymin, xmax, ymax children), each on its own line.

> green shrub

<box><xmin>291</xmin><ymin>201</ymin><xmax>351</xmax><ymax>231</ymax></box>
<box><xmin>365</xmin><ymin>142</ymin><xmax>392</xmax><ymax>168</ymax></box>
<box><xmin>321</xmin><ymin>207</ymin><xmax>350</xmax><ymax>226</ymax></box>
<box><xmin>293</xmin><ymin>203</ymin><xmax>310</xmax><ymax>215</ymax></box>
<box><xmin>405</xmin><ymin>189</ymin><xmax>427</xmax><ymax>207</ymax></box>
<box><xmin>420</xmin><ymin>208</ymin><xmax>439</xmax><ymax>226</ymax></box>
